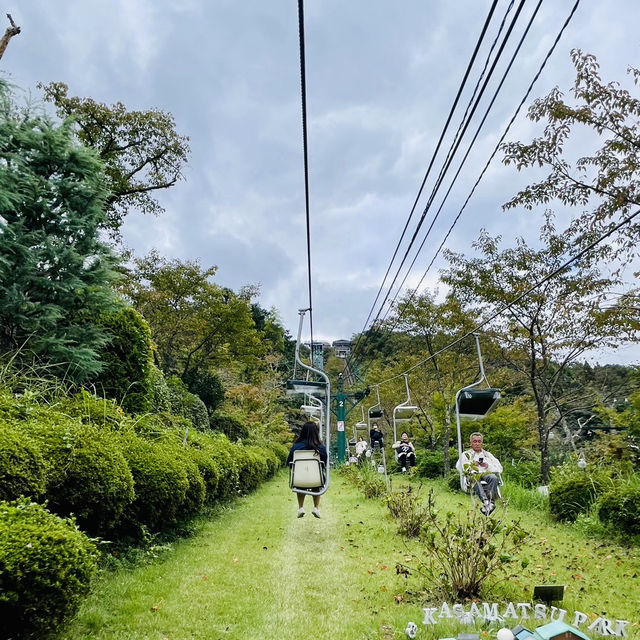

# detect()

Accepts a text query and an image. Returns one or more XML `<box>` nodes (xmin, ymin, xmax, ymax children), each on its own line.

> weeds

<box><xmin>386</xmin><ymin>484</ymin><xmax>429</xmax><ymax>537</ymax></box>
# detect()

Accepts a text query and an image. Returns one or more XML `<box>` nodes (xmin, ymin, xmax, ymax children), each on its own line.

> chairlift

<box><xmin>353</xmin><ymin>405</ymin><xmax>369</xmax><ymax>440</ymax></box>
<box><xmin>392</xmin><ymin>374</ymin><xmax>418</xmax><ymax>442</ymax></box>
<box><xmin>455</xmin><ymin>333</ymin><xmax>502</xmax><ymax>492</ymax></box>
<box><xmin>367</xmin><ymin>385</ymin><xmax>384</xmax><ymax>424</ymax></box>
<box><xmin>288</xmin><ymin>308</ymin><xmax>331</xmax><ymax>497</ymax></box>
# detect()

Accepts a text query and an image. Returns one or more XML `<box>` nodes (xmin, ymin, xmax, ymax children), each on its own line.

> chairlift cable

<box><xmin>371</xmin><ymin>0</ymin><xmax>534</xmax><ymax>327</ymax></box>
<box><xmin>297</xmin><ymin>0</ymin><xmax>314</xmax><ymax>348</ymax></box>
<box><xmin>380</xmin><ymin>0</ymin><xmax>581</xmax><ymax>332</ymax></box>
<box><xmin>370</xmin><ymin>205</ymin><xmax>640</xmax><ymax>388</ymax></box>
<box><xmin>347</xmin><ymin>0</ymin><xmax>501</xmax><ymax>367</ymax></box>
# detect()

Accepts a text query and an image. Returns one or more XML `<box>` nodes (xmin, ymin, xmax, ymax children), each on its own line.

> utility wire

<box><xmin>298</xmin><ymin>0</ymin><xmax>314</xmax><ymax>347</ymax></box>
<box><xmin>379</xmin><ymin>0</ymin><xmax>547</xmax><ymax>324</ymax></box>
<box><xmin>347</xmin><ymin>0</ymin><xmax>500</xmax><ymax>365</ymax></box>
<box><xmin>368</xmin><ymin>0</ymin><xmax>530</xmax><ymax>329</ymax></box>
<box><xmin>371</xmin><ymin>205</ymin><xmax>640</xmax><ymax>388</ymax></box>
<box><xmin>383</xmin><ymin>0</ymin><xmax>581</xmax><ymax>333</ymax></box>
<box><xmin>350</xmin><ymin>0</ymin><xmax>529</xmax><ymax>367</ymax></box>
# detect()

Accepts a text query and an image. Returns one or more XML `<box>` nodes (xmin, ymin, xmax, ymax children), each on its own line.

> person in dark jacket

<box><xmin>287</xmin><ymin>421</ymin><xmax>327</xmax><ymax>518</ymax></box>
<box><xmin>369</xmin><ymin>422</ymin><xmax>384</xmax><ymax>449</ymax></box>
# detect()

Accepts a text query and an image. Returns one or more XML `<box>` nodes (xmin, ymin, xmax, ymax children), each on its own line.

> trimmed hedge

<box><xmin>0</xmin><ymin>499</ymin><xmax>97</xmax><ymax>639</ymax></box>
<box><xmin>118</xmin><ymin>434</ymin><xmax>190</xmax><ymax>534</ymax></box>
<box><xmin>167</xmin><ymin>376</ymin><xmax>209</xmax><ymax>432</ymax></box>
<box><xmin>597</xmin><ymin>481</ymin><xmax>640</xmax><ymax>534</ymax></box>
<box><xmin>209</xmin><ymin>412</ymin><xmax>249</xmax><ymax>441</ymax></box>
<box><xmin>0</xmin><ymin>422</ymin><xmax>46</xmax><ymax>501</ymax></box>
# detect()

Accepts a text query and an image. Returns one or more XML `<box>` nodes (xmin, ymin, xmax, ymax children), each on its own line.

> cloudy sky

<box><xmin>3</xmin><ymin>1</ymin><xmax>640</xmax><ymax>363</ymax></box>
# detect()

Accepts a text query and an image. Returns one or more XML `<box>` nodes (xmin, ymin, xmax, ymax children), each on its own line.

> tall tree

<box><xmin>0</xmin><ymin>82</ymin><xmax>119</xmax><ymax>380</ymax></box>
<box><xmin>38</xmin><ymin>82</ymin><xmax>190</xmax><ymax>234</ymax></box>
<box><xmin>502</xmin><ymin>49</ymin><xmax>640</xmax><ymax>263</ymax></box>
<box><xmin>120</xmin><ymin>251</ymin><xmax>263</xmax><ymax>381</ymax></box>
<box><xmin>0</xmin><ymin>14</ymin><xmax>20</xmax><ymax>61</ymax></box>
<box><xmin>442</xmin><ymin>219</ymin><xmax>640</xmax><ymax>481</ymax></box>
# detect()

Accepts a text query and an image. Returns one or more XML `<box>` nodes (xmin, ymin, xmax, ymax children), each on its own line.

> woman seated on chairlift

<box><xmin>370</xmin><ymin>423</ymin><xmax>384</xmax><ymax>449</ymax></box>
<box><xmin>287</xmin><ymin>421</ymin><xmax>327</xmax><ymax>519</ymax></box>
<box><xmin>392</xmin><ymin>432</ymin><xmax>416</xmax><ymax>472</ymax></box>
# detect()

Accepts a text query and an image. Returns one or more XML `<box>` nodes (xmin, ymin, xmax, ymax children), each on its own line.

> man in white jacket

<box><xmin>456</xmin><ymin>432</ymin><xmax>502</xmax><ymax>515</ymax></box>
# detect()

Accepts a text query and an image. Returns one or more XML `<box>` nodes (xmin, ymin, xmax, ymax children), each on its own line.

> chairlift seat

<box><xmin>289</xmin><ymin>450</ymin><xmax>325</xmax><ymax>489</ymax></box>
<box><xmin>301</xmin><ymin>404</ymin><xmax>322</xmax><ymax>417</ymax></box>
<box><xmin>368</xmin><ymin>408</ymin><xmax>384</xmax><ymax>419</ymax></box>
<box><xmin>394</xmin><ymin>405</ymin><xmax>417</xmax><ymax>421</ymax></box>
<box><xmin>286</xmin><ymin>380</ymin><xmax>327</xmax><ymax>397</ymax></box>
<box><xmin>457</xmin><ymin>388</ymin><xmax>501</xmax><ymax>419</ymax></box>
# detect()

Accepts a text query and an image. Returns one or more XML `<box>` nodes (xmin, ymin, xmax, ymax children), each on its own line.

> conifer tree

<box><xmin>0</xmin><ymin>82</ymin><xmax>119</xmax><ymax>381</ymax></box>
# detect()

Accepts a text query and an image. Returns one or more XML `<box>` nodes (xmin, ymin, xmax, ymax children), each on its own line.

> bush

<box><xmin>55</xmin><ymin>390</ymin><xmax>126</xmax><ymax>429</ymax></box>
<box><xmin>118</xmin><ymin>433</ymin><xmax>190</xmax><ymax>534</ymax></box>
<box><xmin>95</xmin><ymin>307</ymin><xmax>154</xmax><ymax>414</ymax></box>
<box><xmin>597</xmin><ymin>480</ymin><xmax>640</xmax><ymax>534</ymax></box>
<box><xmin>548</xmin><ymin>464</ymin><xmax>611</xmax><ymax>522</ymax></box>
<box><xmin>183</xmin><ymin>369</ymin><xmax>225</xmax><ymax>413</ymax></box>
<box><xmin>148</xmin><ymin>364</ymin><xmax>171</xmax><ymax>413</ymax></box>
<box><xmin>417</xmin><ymin>491</ymin><xmax>527</xmax><ymax>600</ymax></box>
<box><xmin>501</xmin><ymin>460</ymin><xmax>540</xmax><ymax>489</ymax></box>
<box><xmin>167</xmin><ymin>376</ymin><xmax>209</xmax><ymax>432</ymax></box>
<box><xmin>417</xmin><ymin>448</ymin><xmax>457</xmax><ymax>479</ymax></box>
<box><xmin>447</xmin><ymin>469</ymin><xmax>463</xmax><ymax>492</ymax></box>
<box><xmin>234</xmin><ymin>444</ymin><xmax>270</xmax><ymax>493</ymax></box>
<box><xmin>0</xmin><ymin>498</ymin><xmax>97</xmax><ymax>639</ymax></box>
<box><xmin>0</xmin><ymin>422</ymin><xmax>46</xmax><ymax>501</ymax></box>
<box><xmin>47</xmin><ymin>425</ymin><xmax>134</xmax><ymax>537</ymax></box>
<box><xmin>386</xmin><ymin>484</ymin><xmax>428</xmax><ymax>537</ymax></box>
<box><xmin>209</xmin><ymin>411</ymin><xmax>249</xmax><ymax>441</ymax></box>
<box><xmin>342</xmin><ymin>462</ymin><xmax>386</xmax><ymax>499</ymax></box>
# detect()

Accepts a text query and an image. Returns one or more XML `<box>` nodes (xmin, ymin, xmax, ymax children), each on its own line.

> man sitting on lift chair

<box><xmin>456</xmin><ymin>432</ymin><xmax>502</xmax><ymax>515</ymax></box>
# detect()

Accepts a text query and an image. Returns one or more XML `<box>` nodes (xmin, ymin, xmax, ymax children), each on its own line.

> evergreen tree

<box><xmin>0</xmin><ymin>82</ymin><xmax>119</xmax><ymax>381</ymax></box>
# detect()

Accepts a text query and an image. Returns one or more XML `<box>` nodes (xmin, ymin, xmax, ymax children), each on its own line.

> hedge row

<box><xmin>0</xmin><ymin>392</ymin><xmax>285</xmax><ymax>638</ymax></box>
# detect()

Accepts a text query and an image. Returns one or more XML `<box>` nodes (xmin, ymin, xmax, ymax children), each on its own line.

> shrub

<box><xmin>417</xmin><ymin>491</ymin><xmax>527</xmax><ymax>600</ymax></box>
<box><xmin>209</xmin><ymin>411</ymin><xmax>249</xmax><ymax>441</ymax></box>
<box><xmin>417</xmin><ymin>448</ymin><xmax>458</xmax><ymax>479</ymax></box>
<box><xmin>148</xmin><ymin>364</ymin><xmax>171</xmax><ymax>413</ymax></box>
<box><xmin>386</xmin><ymin>484</ymin><xmax>428</xmax><ymax>537</ymax></box>
<box><xmin>267</xmin><ymin>442</ymin><xmax>289</xmax><ymax>466</ymax></box>
<box><xmin>55</xmin><ymin>390</ymin><xmax>126</xmax><ymax>428</ymax></box>
<box><xmin>95</xmin><ymin>306</ymin><xmax>154</xmax><ymax>414</ymax></box>
<box><xmin>118</xmin><ymin>433</ymin><xmax>189</xmax><ymax>534</ymax></box>
<box><xmin>183</xmin><ymin>369</ymin><xmax>225</xmax><ymax>413</ymax></box>
<box><xmin>548</xmin><ymin>464</ymin><xmax>611</xmax><ymax>522</ymax></box>
<box><xmin>167</xmin><ymin>376</ymin><xmax>209</xmax><ymax>432</ymax></box>
<box><xmin>597</xmin><ymin>480</ymin><xmax>640</xmax><ymax>534</ymax></box>
<box><xmin>234</xmin><ymin>445</ymin><xmax>269</xmax><ymax>493</ymax></box>
<box><xmin>0</xmin><ymin>422</ymin><xmax>46</xmax><ymax>501</ymax></box>
<box><xmin>501</xmin><ymin>460</ymin><xmax>540</xmax><ymax>489</ymax></box>
<box><xmin>342</xmin><ymin>462</ymin><xmax>386</xmax><ymax>499</ymax></box>
<box><xmin>0</xmin><ymin>498</ymin><xmax>97</xmax><ymax>639</ymax></box>
<box><xmin>447</xmin><ymin>469</ymin><xmax>463</xmax><ymax>492</ymax></box>
<box><xmin>45</xmin><ymin>424</ymin><xmax>135</xmax><ymax>537</ymax></box>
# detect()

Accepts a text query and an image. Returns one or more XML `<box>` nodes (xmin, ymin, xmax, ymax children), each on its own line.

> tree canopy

<box><xmin>38</xmin><ymin>82</ymin><xmax>190</xmax><ymax>234</ymax></box>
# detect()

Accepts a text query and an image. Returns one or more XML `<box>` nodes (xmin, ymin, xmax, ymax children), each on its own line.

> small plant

<box><xmin>597</xmin><ymin>477</ymin><xmax>640</xmax><ymax>535</ymax></box>
<box><xmin>386</xmin><ymin>484</ymin><xmax>429</xmax><ymax>537</ymax></box>
<box><xmin>416</xmin><ymin>490</ymin><xmax>527</xmax><ymax>600</ymax></box>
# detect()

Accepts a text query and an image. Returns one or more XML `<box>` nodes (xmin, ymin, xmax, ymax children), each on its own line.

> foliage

<box><xmin>166</xmin><ymin>375</ymin><xmax>209</xmax><ymax>432</ymax></box>
<box><xmin>417</xmin><ymin>449</ymin><xmax>448</xmax><ymax>479</ymax></box>
<box><xmin>183</xmin><ymin>368</ymin><xmax>225</xmax><ymax>414</ymax></box>
<box><xmin>120</xmin><ymin>251</ymin><xmax>263</xmax><ymax>380</ymax></box>
<box><xmin>417</xmin><ymin>491</ymin><xmax>527</xmax><ymax>600</ymax></box>
<box><xmin>442</xmin><ymin>219</ymin><xmax>639</xmax><ymax>482</ymax></box>
<box><xmin>118</xmin><ymin>433</ymin><xmax>189</xmax><ymax>535</ymax></box>
<box><xmin>0</xmin><ymin>498</ymin><xmax>97</xmax><ymax>639</ymax></box>
<box><xmin>501</xmin><ymin>460</ymin><xmax>540</xmax><ymax>489</ymax></box>
<box><xmin>502</xmin><ymin>49</ymin><xmax>640</xmax><ymax>263</ymax></box>
<box><xmin>0</xmin><ymin>83</ymin><xmax>120</xmax><ymax>381</ymax></box>
<box><xmin>210</xmin><ymin>411</ymin><xmax>249</xmax><ymax>441</ymax></box>
<box><xmin>55</xmin><ymin>390</ymin><xmax>125</xmax><ymax>429</ymax></box>
<box><xmin>548</xmin><ymin>463</ymin><xmax>612</xmax><ymax>522</ymax></box>
<box><xmin>38</xmin><ymin>81</ymin><xmax>190</xmax><ymax>234</ymax></box>
<box><xmin>341</xmin><ymin>462</ymin><xmax>386</xmax><ymax>499</ymax></box>
<box><xmin>148</xmin><ymin>364</ymin><xmax>171</xmax><ymax>413</ymax></box>
<box><xmin>0</xmin><ymin>422</ymin><xmax>46</xmax><ymax>501</ymax></box>
<box><xmin>95</xmin><ymin>306</ymin><xmax>154</xmax><ymax>414</ymax></box>
<box><xmin>29</xmin><ymin>420</ymin><xmax>134</xmax><ymax>537</ymax></box>
<box><xmin>386</xmin><ymin>484</ymin><xmax>429</xmax><ymax>537</ymax></box>
<box><xmin>597</xmin><ymin>477</ymin><xmax>640</xmax><ymax>534</ymax></box>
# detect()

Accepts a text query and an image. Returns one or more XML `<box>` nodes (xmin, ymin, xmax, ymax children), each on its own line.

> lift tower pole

<box><xmin>331</xmin><ymin>373</ymin><xmax>368</xmax><ymax>463</ymax></box>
